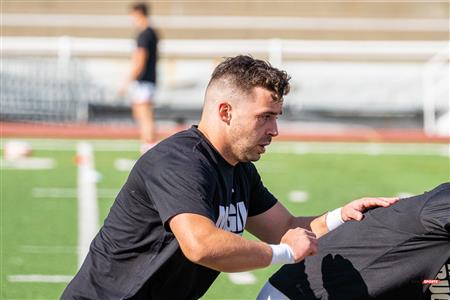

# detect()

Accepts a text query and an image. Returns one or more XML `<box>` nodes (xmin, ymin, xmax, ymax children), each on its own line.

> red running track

<box><xmin>1</xmin><ymin>122</ymin><xmax>449</xmax><ymax>144</ymax></box>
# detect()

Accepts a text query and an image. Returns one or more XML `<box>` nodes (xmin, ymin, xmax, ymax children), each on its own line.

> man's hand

<box><xmin>280</xmin><ymin>228</ymin><xmax>318</xmax><ymax>263</ymax></box>
<box><xmin>342</xmin><ymin>197</ymin><xmax>399</xmax><ymax>221</ymax></box>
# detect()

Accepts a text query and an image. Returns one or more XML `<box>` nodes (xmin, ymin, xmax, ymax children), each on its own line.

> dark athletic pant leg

<box><xmin>269</xmin><ymin>183</ymin><xmax>450</xmax><ymax>300</ymax></box>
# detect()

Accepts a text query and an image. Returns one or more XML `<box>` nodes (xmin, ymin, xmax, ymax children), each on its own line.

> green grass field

<box><xmin>1</xmin><ymin>139</ymin><xmax>449</xmax><ymax>299</ymax></box>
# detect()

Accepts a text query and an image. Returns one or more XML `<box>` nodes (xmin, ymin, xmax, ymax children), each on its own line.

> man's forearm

<box><xmin>185</xmin><ymin>227</ymin><xmax>273</xmax><ymax>272</ymax></box>
<box><xmin>171</xmin><ymin>213</ymin><xmax>274</xmax><ymax>272</ymax></box>
<box><xmin>291</xmin><ymin>214</ymin><xmax>329</xmax><ymax>238</ymax></box>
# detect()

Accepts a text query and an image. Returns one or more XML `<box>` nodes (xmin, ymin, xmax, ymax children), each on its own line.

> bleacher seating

<box><xmin>1</xmin><ymin>58</ymin><xmax>104</xmax><ymax>122</ymax></box>
<box><xmin>2</xmin><ymin>2</ymin><xmax>448</xmax><ymax>40</ymax></box>
<box><xmin>1</xmin><ymin>1</ymin><xmax>448</xmax><ymax>132</ymax></box>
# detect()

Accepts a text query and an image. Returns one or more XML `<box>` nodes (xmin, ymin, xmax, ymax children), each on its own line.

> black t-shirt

<box><xmin>62</xmin><ymin>126</ymin><xmax>277</xmax><ymax>299</ymax></box>
<box><xmin>136</xmin><ymin>27</ymin><xmax>158</xmax><ymax>84</ymax></box>
<box><xmin>269</xmin><ymin>182</ymin><xmax>450</xmax><ymax>300</ymax></box>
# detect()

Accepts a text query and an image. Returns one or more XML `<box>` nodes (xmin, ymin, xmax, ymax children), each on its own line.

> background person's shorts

<box><xmin>131</xmin><ymin>81</ymin><xmax>156</xmax><ymax>104</ymax></box>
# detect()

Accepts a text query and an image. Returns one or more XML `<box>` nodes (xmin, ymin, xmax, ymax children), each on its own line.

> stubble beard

<box><xmin>229</xmin><ymin>130</ymin><xmax>261</xmax><ymax>163</ymax></box>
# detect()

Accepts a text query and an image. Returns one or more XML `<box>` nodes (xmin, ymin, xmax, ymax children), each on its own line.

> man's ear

<box><xmin>218</xmin><ymin>102</ymin><xmax>232</xmax><ymax>124</ymax></box>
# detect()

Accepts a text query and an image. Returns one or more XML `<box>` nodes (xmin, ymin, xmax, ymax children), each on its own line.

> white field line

<box><xmin>0</xmin><ymin>157</ymin><xmax>55</xmax><ymax>170</ymax></box>
<box><xmin>269</xmin><ymin>143</ymin><xmax>450</xmax><ymax>157</ymax></box>
<box><xmin>1</xmin><ymin>139</ymin><xmax>448</xmax><ymax>156</ymax></box>
<box><xmin>7</xmin><ymin>274</ymin><xmax>73</xmax><ymax>283</ymax></box>
<box><xmin>228</xmin><ymin>272</ymin><xmax>257</xmax><ymax>285</ymax></box>
<box><xmin>77</xmin><ymin>142</ymin><xmax>99</xmax><ymax>269</ymax></box>
<box><xmin>114</xmin><ymin>158</ymin><xmax>137</xmax><ymax>172</ymax></box>
<box><xmin>288</xmin><ymin>190</ymin><xmax>309</xmax><ymax>203</ymax></box>
<box><xmin>0</xmin><ymin>139</ymin><xmax>140</xmax><ymax>152</ymax></box>
<box><xmin>32</xmin><ymin>187</ymin><xmax>118</xmax><ymax>199</ymax></box>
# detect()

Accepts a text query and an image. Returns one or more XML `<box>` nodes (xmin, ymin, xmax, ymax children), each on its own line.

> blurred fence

<box><xmin>1</xmin><ymin>57</ymin><xmax>103</xmax><ymax>123</ymax></box>
<box><xmin>1</xmin><ymin>37</ymin><xmax>449</xmax><ymax>135</ymax></box>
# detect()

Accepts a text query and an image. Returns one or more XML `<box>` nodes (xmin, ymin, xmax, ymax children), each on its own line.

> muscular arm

<box><xmin>169</xmin><ymin>198</ymin><xmax>396</xmax><ymax>272</ymax></box>
<box><xmin>246</xmin><ymin>196</ymin><xmax>398</xmax><ymax>244</ymax></box>
<box><xmin>169</xmin><ymin>213</ymin><xmax>272</xmax><ymax>272</ymax></box>
<box><xmin>246</xmin><ymin>202</ymin><xmax>329</xmax><ymax>244</ymax></box>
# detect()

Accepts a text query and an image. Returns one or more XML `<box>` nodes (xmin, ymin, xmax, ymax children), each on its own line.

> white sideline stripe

<box><xmin>0</xmin><ymin>139</ymin><xmax>448</xmax><ymax>156</ymax></box>
<box><xmin>288</xmin><ymin>190</ymin><xmax>309</xmax><ymax>203</ymax></box>
<box><xmin>0</xmin><ymin>157</ymin><xmax>55</xmax><ymax>170</ymax></box>
<box><xmin>77</xmin><ymin>142</ymin><xmax>99</xmax><ymax>269</ymax></box>
<box><xmin>8</xmin><ymin>274</ymin><xmax>73</xmax><ymax>283</ymax></box>
<box><xmin>0</xmin><ymin>139</ymin><xmax>141</xmax><ymax>151</ymax></box>
<box><xmin>3</xmin><ymin>14</ymin><xmax>448</xmax><ymax>32</ymax></box>
<box><xmin>32</xmin><ymin>187</ymin><xmax>118</xmax><ymax>199</ymax></box>
<box><xmin>228</xmin><ymin>272</ymin><xmax>257</xmax><ymax>285</ymax></box>
<box><xmin>269</xmin><ymin>143</ymin><xmax>450</xmax><ymax>157</ymax></box>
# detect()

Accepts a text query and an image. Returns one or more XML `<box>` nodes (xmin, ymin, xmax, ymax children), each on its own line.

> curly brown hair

<box><xmin>208</xmin><ymin>55</ymin><xmax>291</xmax><ymax>101</ymax></box>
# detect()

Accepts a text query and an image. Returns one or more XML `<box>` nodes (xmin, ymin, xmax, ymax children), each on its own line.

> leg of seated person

<box><xmin>257</xmin><ymin>183</ymin><xmax>450</xmax><ymax>300</ymax></box>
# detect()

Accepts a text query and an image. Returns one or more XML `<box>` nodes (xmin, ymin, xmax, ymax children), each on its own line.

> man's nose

<box><xmin>267</xmin><ymin>120</ymin><xmax>279</xmax><ymax>137</ymax></box>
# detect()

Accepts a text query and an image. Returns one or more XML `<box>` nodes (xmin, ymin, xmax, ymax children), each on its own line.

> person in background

<box><xmin>119</xmin><ymin>2</ymin><xmax>158</xmax><ymax>153</ymax></box>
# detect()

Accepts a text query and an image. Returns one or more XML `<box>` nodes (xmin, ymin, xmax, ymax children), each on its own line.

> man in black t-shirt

<box><xmin>62</xmin><ymin>55</ymin><xmax>398</xmax><ymax>299</ymax></box>
<box><xmin>257</xmin><ymin>183</ymin><xmax>450</xmax><ymax>300</ymax></box>
<box><xmin>119</xmin><ymin>2</ymin><xmax>158</xmax><ymax>153</ymax></box>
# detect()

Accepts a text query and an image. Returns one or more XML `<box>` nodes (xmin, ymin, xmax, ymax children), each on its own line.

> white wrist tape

<box><xmin>269</xmin><ymin>243</ymin><xmax>295</xmax><ymax>265</ymax></box>
<box><xmin>326</xmin><ymin>207</ymin><xmax>345</xmax><ymax>231</ymax></box>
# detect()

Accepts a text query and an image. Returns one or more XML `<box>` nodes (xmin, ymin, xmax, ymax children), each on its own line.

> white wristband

<box><xmin>269</xmin><ymin>243</ymin><xmax>295</xmax><ymax>265</ymax></box>
<box><xmin>326</xmin><ymin>207</ymin><xmax>345</xmax><ymax>231</ymax></box>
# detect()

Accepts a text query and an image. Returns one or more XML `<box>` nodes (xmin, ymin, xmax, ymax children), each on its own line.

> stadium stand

<box><xmin>1</xmin><ymin>58</ymin><xmax>103</xmax><ymax>123</ymax></box>
<box><xmin>1</xmin><ymin>1</ymin><xmax>448</xmax><ymax>135</ymax></box>
<box><xmin>2</xmin><ymin>1</ymin><xmax>449</xmax><ymax>40</ymax></box>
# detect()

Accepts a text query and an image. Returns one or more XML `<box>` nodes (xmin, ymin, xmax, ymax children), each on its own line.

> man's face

<box><xmin>228</xmin><ymin>87</ymin><xmax>282</xmax><ymax>163</ymax></box>
<box><xmin>130</xmin><ymin>11</ymin><xmax>144</xmax><ymax>28</ymax></box>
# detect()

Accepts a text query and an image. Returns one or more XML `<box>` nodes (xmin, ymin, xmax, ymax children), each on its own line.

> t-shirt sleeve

<box><xmin>137</xmin><ymin>30</ymin><xmax>154</xmax><ymax>49</ymax></box>
<box><xmin>421</xmin><ymin>185</ymin><xmax>450</xmax><ymax>235</ymax></box>
<box><xmin>143</xmin><ymin>151</ymin><xmax>216</xmax><ymax>231</ymax></box>
<box><xmin>246</xmin><ymin>163</ymin><xmax>278</xmax><ymax>217</ymax></box>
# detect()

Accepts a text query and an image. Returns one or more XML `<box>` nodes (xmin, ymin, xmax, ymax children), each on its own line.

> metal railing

<box><xmin>2</xmin><ymin>36</ymin><xmax>448</xmax><ymax>63</ymax></box>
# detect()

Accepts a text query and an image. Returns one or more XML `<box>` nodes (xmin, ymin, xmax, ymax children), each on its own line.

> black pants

<box><xmin>269</xmin><ymin>183</ymin><xmax>450</xmax><ymax>300</ymax></box>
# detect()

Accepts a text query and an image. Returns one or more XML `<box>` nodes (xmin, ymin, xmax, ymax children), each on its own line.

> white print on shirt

<box><xmin>428</xmin><ymin>261</ymin><xmax>450</xmax><ymax>298</ymax></box>
<box><xmin>216</xmin><ymin>202</ymin><xmax>248</xmax><ymax>235</ymax></box>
